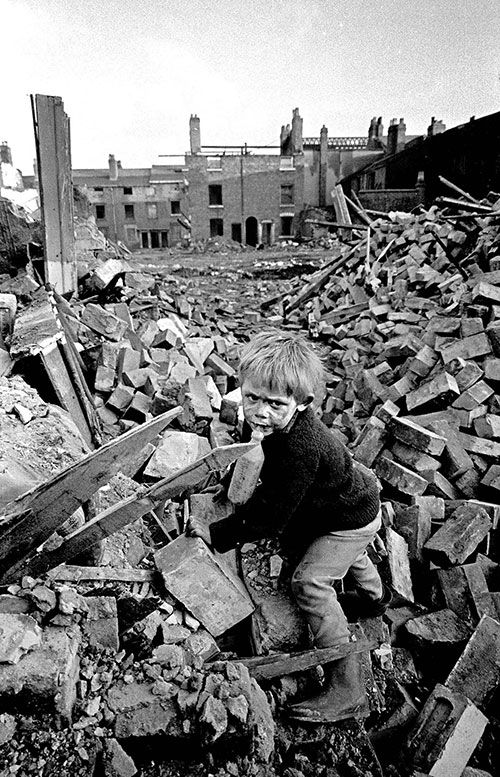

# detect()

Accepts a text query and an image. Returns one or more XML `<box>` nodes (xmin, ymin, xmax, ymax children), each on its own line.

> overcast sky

<box><xmin>3</xmin><ymin>0</ymin><xmax>500</xmax><ymax>175</ymax></box>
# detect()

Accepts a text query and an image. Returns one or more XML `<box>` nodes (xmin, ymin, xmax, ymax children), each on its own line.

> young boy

<box><xmin>188</xmin><ymin>330</ymin><xmax>390</xmax><ymax>723</ymax></box>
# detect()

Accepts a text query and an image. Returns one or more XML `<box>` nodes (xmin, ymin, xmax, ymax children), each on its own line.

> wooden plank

<box><xmin>3</xmin><ymin>441</ymin><xmax>255</xmax><ymax>583</ymax></box>
<box><xmin>0</xmin><ymin>408</ymin><xmax>183</xmax><ymax>574</ymax></box>
<box><xmin>41</xmin><ymin>341</ymin><xmax>92</xmax><ymax>447</ymax></box>
<box><xmin>48</xmin><ymin>565</ymin><xmax>155</xmax><ymax>583</ymax></box>
<box><xmin>234</xmin><ymin>639</ymin><xmax>377</xmax><ymax>681</ymax></box>
<box><xmin>438</xmin><ymin>175</ymin><xmax>480</xmax><ymax>204</ymax></box>
<box><xmin>35</xmin><ymin>94</ymin><xmax>76</xmax><ymax>294</ymax></box>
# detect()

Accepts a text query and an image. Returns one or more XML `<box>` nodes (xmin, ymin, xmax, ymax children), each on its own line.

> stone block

<box><xmin>143</xmin><ymin>431</ymin><xmax>211</xmax><ymax>479</ymax></box>
<box><xmin>421</xmin><ymin>470</ymin><xmax>459</xmax><ymax>500</ymax></box>
<box><xmin>0</xmin><ymin>613</ymin><xmax>41</xmax><ymax>664</ymax></box>
<box><xmin>107</xmin><ymin>383</ymin><xmax>135</xmax><ymax>413</ymax></box>
<box><xmin>103</xmin><ymin>738</ymin><xmax>137</xmax><ymax>777</ymax></box>
<box><xmin>352</xmin><ymin>418</ymin><xmax>387</xmax><ymax>467</ymax></box>
<box><xmin>374</xmin><ymin>456</ymin><xmax>428</xmax><ymax>496</ymax></box>
<box><xmin>441</xmin><ymin>332</ymin><xmax>493</xmax><ymax>364</ymax></box>
<box><xmin>400</xmin><ymin>683</ymin><xmax>487</xmax><ymax>777</ymax></box>
<box><xmin>95</xmin><ymin>365</ymin><xmax>116</xmax><ymax>394</ymax></box>
<box><xmin>107</xmin><ymin>681</ymin><xmax>183</xmax><ymax>738</ymax></box>
<box><xmin>406</xmin><ymin>372</ymin><xmax>460</xmax><ymax>412</ymax></box>
<box><xmin>473</xmin><ymin>414</ymin><xmax>500</xmax><ymax>439</ymax></box>
<box><xmin>436</xmin><ymin>563</ymin><xmax>489</xmax><ymax>626</ymax></box>
<box><xmin>428</xmin><ymin>419</ymin><xmax>474</xmax><ymax>479</ymax></box>
<box><xmin>205</xmin><ymin>352</ymin><xmax>236</xmax><ymax>378</ymax></box>
<box><xmin>81</xmin><ymin>304</ymin><xmax>129</xmax><ymax>341</ymax></box>
<box><xmin>424</xmin><ymin>503</ymin><xmax>492</xmax><ymax>567</ymax></box>
<box><xmin>390</xmin><ymin>442</ymin><xmax>440</xmax><ymax>473</ymax></box>
<box><xmin>0</xmin><ymin>625</ymin><xmax>81</xmax><ymax>721</ymax></box>
<box><xmin>385</xmin><ymin>527</ymin><xmax>414</xmax><ymax>602</ymax></box>
<box><xmin>154</xmin><ymin>536</ymin><xmax>254</xmax><ymax>637</ymax></box>
<box><xmin>82</xmin><ymin>596</ymin><xmax>119</xmax><ymax>651</ymax></box>
<box><xmin>186</xmin><ymin>377</ymin><xmax>213</xmax><ymax>421</ymax></box>
<box><xmin>117</xmin><ymin>346</ymin><xmax>141</xmax><ymax>378</ymax></box>
<box><xmin>445</xmin><ymin>615</ymin><xmax>500</xmax><ymax>713</ymax></box>
<box><xmin>389</xmin><ymin>417</ymin><xmax>446</xmax><ymax>456</ymax></box>
<box><xmin>452</xmin><ymin>380</ymin><xmax>494</xmax><ymax>410</ymax></box>
<box><xmin>393</xmin><ymin>499</ymin><xmax>434</xmax><ymax>563</ymax></box>
<box><xmin>455</xmin><ymin>361</ymin><xmax>484</xmax><ymax>392</ymax></box>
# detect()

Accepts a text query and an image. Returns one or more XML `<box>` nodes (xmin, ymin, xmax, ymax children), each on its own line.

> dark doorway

<box><xmin>161</xmin><ymin>231</ymin><xmax>169</xmax><ymax>248</ymax></box>
<box><xmin>210</xmin><ymin>218</ymin><xmax>224</xmax><ymax>238</ymax></box>
<box><xmin>141</xmin><ymin>232</ymin><xmax>149</xmax><ymax>248</ymax></box>
<box><xmin>262</xmin><ymin>222</ymin><xmax>272</xmax><ymax>245</ymax></box>
<box><xmin>281</xmin><ymin>216</ymin><xmax>293</xmax><ymax>237</ymax></box>
<box><xmin>231</xmin><ymin>223</ymin><xmax>242</xmax><ymax>243</ymax></box>
<box><xmin>245</xmin><ymin>216</ymin><xmax>258</xmax><ymax>247</ymax></box>
<box><xmin>151</xmin><ymin>231</ymin><xmax>160</xmax><ymax>248</ymax></box>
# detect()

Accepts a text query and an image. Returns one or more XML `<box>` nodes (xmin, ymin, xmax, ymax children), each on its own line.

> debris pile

<box><xmin>1</xmin><ymin>190</ymin><xmax>500</xmax><ymax>775</ymax></box>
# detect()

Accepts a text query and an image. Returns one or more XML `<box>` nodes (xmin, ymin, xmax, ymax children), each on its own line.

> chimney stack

<box><xmin>427</xmin><ymin>117</ymin><xmax>446</xmax><ymax>137</ymax></box>
<box><xmin>108</xmin><ymin>153</ymin><xmax>118</xmax><ymax>180</ymax></box>
<box><xmin>189</xmin><ymin>115</ymin><xmax>201</xmax><ymax>155</ymax></box>
<box><xmin>291</xmin><ymin>108</ymin><xmax>303</xmax><ymax>154</ymax></box>
<box><xmin>387</xmin><ymin>118</ymin><xmax>406</xmax><ymax>155</ymax></box>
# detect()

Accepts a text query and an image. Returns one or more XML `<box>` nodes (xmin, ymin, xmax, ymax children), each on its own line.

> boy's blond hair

<box><xmin>239</xmin><ymin>330</ymin><xmax>325</xmax><ymax>403</ymax></box>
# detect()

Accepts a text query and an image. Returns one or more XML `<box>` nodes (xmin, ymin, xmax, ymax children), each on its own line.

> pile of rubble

<box><xmin>1</xmin><ymin>188</ymin><xmax>500</xmax><ymax>776</ymax></box>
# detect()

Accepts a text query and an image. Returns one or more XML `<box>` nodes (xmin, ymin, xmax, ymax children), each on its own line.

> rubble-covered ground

<box><xmin>2</xmin><ymin>198</ymin><xmax>500</xmax><ymax>776</ymax></box>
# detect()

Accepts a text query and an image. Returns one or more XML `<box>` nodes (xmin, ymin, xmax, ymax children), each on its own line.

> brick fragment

<box><xmin>424</xmin><ymin>503</ymin><xmax>492</xmax><ymax>567</ymax></box>
<box><xmin>400</xmin><ymin>683</ymin><xmax>487</xmax><ymax>777</ymax></box>
<box><xmin>155</xmin><ymin>536</ymin><xmax>254</xmax><ymax>637</ymax></box>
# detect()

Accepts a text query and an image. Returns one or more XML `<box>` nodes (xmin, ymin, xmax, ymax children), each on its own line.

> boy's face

<box><xmin>241</xmin><ymin>378</ymin><xmax>310</xmax><ymax>437</ymax></box>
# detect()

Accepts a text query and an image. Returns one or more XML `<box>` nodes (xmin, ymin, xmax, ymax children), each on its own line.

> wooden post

<box><xmin>32</xmin><ymin>94</ymin><xmax>77</xmax><ymax>293</ymax></box>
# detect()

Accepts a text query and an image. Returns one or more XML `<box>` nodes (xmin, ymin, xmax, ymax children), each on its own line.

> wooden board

<box><xmin>233</xmin><ymin>639</ymin><xmax>377</xmax><ymax>681</ymax></box>
<box><xmin>3</xmin><ymin>441</ymin><xmax>255</xmax><ymax>583</ymax></box>
<box><xmin>0</xmin><ymin>407</ymin><xmax>183</xmax><ymax>575</ymax></box>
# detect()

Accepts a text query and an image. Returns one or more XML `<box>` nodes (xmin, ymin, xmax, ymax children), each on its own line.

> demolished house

<box><xmin>1</xmin><ymin>95</ymin><xmax>500</xmax><ymax>777</ymax></box>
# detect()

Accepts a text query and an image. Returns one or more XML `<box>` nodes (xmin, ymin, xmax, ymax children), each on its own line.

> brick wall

<box><xmin>186</xmin><ymin>154</ymin><xmax>304</xmax><ymax>244</ymax></box>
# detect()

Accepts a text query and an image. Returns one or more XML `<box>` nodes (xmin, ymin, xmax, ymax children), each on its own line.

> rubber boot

<box><xmin>338</xmin><ymin>582</ymin><xmax>393</xmax><ymax>622</ymax></box>
<box><xmin>288</xmin><ymin>652</ymin><xmax>369</xmax><ymax>724</ymax></box>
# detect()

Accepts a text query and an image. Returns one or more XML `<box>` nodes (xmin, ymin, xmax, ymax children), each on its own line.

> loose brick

<box><xmin>393</xmin><ymin>498</ymin><xmax>435</xmax><ymax>563</ymax></box>
<box><xmin>424</xmin><ymin>503</ymin><xmax>492</xmax><ymax>567</ymax></box>
<box><xmin>436</xmin><ymin>563</ymin><xmax>489</xmax><ymax>626</ymax></box>
<box><xmin>374</xmin><ymin>457</ymin><xmax>428</xmax><ymax>496</ymax></box>
<box><xmin>400</xmin><ymin>683</ymin><xmax>487</xmax><ymax>777</ymax></box>
<box><xmin>389</xmin><ymin>417</ymin><xmax>446</xmax><ymax>456</ymax></box>
<box><xmin>440</xmin><ymin>332</ymin><xmax>492</xmax><ymax>364</ymax></box>
<box><xmin>0</xmin><ymin>625</ymin><xmax>81</xmax><ymax>722</ymax></box>
<box><xmin>406</xmin><ymin>372</ymin><xmax>460</xmax><ymax>412</ymax></box>
<box><xmin>385</xmin><ymin>527</ymin><xmax>414</xmax><ymax>602</ymax></box>
<box><xmin>446</xmin><ymin>615</ymin><xmax>500</xmax><ymax>712</ymax></box>
<box><xmin>144</xmin><ymin>431</ymin><xmax>211</xmax><ymax>479</ymax></box>
<box><xmin>155</xmin><ymin>536</ymin><xmax>254</xmax><ymax>637</ymax></box>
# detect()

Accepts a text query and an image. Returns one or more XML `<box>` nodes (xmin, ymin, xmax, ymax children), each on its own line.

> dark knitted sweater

<box><xmin>209</xmin><ymin>406</ymin><xmax>380</xmax><ymax>557</ymax></box>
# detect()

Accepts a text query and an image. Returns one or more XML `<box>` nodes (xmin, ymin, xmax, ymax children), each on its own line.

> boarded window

<box><xmin>210</xmin><ymin>218</ymin><xmax>224</xmax><ymax>237</ymax></box>
<box><xmin>209</xmin><ymin>184</ymin><xmax>223</xmax><ymax>205</ymax></box>
<box><xmin>280</xmin><ymin>185</ymin><xmax>294</xmax><ymax>205</ymax></box>
<box><xmin>170</xmin><ymin>200</ymin><xmax>181</xmax><ymax>214</ymax></box>
<box><xmin>126</xmin><ymin>227</ymin><xmax>137</xmax><ymax>242</ymax></box>
<box><xmin>96</xmin><ymin>204</ymin><xmax>105</xmax><ymax>219</ymax></box>
<box><xmin>124</xmin><ymin>204</ymin><xmax>135</xmax><ymax>220</ymax></box>
<box><xmin>147</xmin><ymin>203</ymin><xmax>158</xmax><ymax>219</ymax></box>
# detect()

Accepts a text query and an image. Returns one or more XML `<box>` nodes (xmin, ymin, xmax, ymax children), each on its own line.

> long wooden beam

<box><xmin>231</xmin><ymin>639</ymin><xmax>377</xmax><ymax>680</ymax></box>
<box><xmin>3</xmin><ymin>441</ymin><xmax>254</xmax><ymax>583</ymax></box>
<box><xmin>0</xmin><ymin>407</ymin><xmax>183</xmax><ymax>574</ymax></box>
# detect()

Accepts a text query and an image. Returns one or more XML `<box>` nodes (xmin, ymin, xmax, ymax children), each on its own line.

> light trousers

<box><xmin>291</xmin><ymin>514</ymin><xmax>383</xmax><ymax>648</ymax></box>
